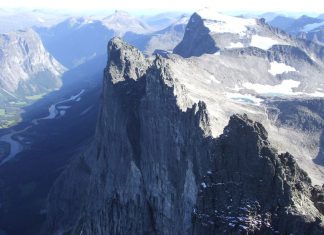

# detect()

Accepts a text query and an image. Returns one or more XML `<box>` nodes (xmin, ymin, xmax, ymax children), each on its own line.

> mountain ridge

<box><xmin>43</xmin><ymin>37</ymin><xmax>324</xmax><ymax>234</ymax></box>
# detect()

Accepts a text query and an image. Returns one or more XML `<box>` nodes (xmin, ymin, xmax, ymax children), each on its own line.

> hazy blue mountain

<box><xmin>36</xmin><ymin>11</ymin><xmax>152</xmax><ymax>69</ymax></box>
<box><xmin>258</xmin><ymin>12</ymin><xmax>280</xmax><ymax>21</ymax></box>
<box><xmin>141</xmin><ymin>12</ymin><xmax>186</xmax><ymax>30</ymax></box>
<box><xmin>268</xmin><ymin>14</ymin><xmax>324</xmax><ymax>45</ymax></box>
<box><xmin>268</xmin><ymin>15</ymin><xmax>296</xmax><ymax>31</ymax></box>
<box><xmin>102</xmin><ymin>10</ymin><xmax>150</xmax><ymax>36</ymax></box>
<box><xmin>35</xmin><ymin>17</ymin><xmax>114</xmax><ymax>68</ymax></box>
<box><xmin>318</xmin><ymin>13</ymin><xmax>324</xmax><ymax>20</ymax></box>
<box><xmin>124</xmin><ymin>14</ymin><xmax>189</xmax><ymax>55</ymax></box>
<box><xmin>286</xmin><ymin>15</ymin><xmax>323</xmax><ymax>34</ymax></box>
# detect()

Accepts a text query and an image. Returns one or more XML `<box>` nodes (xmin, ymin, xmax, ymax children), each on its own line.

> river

<box><xmin>0</xmin><ymin>89</ymin><xmax>85</xmax><ymax>165</ymax></box>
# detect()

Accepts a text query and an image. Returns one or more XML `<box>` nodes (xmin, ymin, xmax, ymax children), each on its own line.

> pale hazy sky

<box><xmin>1</xmin><ymin>0</ymin><xmax>324</xmax><ymax>13</ymax></box>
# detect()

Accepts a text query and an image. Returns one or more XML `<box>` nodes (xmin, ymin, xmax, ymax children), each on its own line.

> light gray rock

<box><xmin>0</xmin><ymin>29</ymin><xmax>65</xmax><ymax>97</ymax></box>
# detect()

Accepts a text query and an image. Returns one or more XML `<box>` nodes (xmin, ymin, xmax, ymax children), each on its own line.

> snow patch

<box><xmin>268</xmin><ymin>62</ymin><xmax>296</xmax><ymax>76</ymax></box>
<box><xmin>250</xmin><ymin>35</ymin><xmax>278</xmax><ymax>50</ymax></box>
<box><xmin>309</xmin><ymin>91</ymin><xmax>324</xmax><ymax>97</ymax></box>
<box><xmin>227</xmin><ymin>42</ymin><xmax>244</xmax><ymax>49</ymax></box>
<box><xmin>197</xmin><ymin>8</ymin><xmax>256</xmax><ymax>36</ymax></box>
<box><xmin>208</xmin><ymin>75</ymin><xmax>220</xmax><ymax>84</ymax></box>
<box><xmin>243</xmin><ymin>79</ymin><xmax>301</xmax><ymax>96</ymax></box>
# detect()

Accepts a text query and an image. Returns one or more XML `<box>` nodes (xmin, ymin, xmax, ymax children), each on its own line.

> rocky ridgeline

<box><xmin>44</xmin><ymin>38</ymin><xmax>324</xmax><ymax>234</ymax></box>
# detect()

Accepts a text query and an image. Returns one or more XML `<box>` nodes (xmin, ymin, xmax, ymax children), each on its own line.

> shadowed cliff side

<box><xmin>44</xmin><ymin>37</ymin><xmax>213</xmax><ymax>234</ymax></box>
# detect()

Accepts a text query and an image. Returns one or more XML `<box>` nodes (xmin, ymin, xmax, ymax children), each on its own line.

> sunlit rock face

<box><xmin>0</xmin><ymin>29</ymin><xmax>65</xmax><ymax>97</ymax></box>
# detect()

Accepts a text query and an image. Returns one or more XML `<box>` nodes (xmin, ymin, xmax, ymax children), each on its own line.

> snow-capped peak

<box><xmin>66</xmin><ymin>17</ymin><xmax>95</xmax><ymax>28</ymax></box>
<box><xmin>102</xmin><ymin>10</ymin><xmax>149</xmax><ymax>35</ymax></box>
<box><xmin>195</xmin><ymin>8</ymin><xmax>256</xmax><ymax>35</ymax></box>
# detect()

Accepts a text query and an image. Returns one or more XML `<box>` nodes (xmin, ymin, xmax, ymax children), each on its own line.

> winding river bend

<box><xmin>0</xmin><ymin>89</ymin><xmax>85</xmax><ymax>165</ymax></box>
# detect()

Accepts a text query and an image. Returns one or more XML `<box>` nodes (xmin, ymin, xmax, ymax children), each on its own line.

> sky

<box><xmin>0</xmin><ymin>0</ymin><xmax>324</xmax><ymax>14</ymax></box>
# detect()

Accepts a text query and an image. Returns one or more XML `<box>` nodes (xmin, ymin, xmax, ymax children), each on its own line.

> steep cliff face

<box><xmin>45</xmin><ymin>37</ymin><xmax>213</xmax><ymax>234</ymax></box>
<box><xmin>44</xmin><ymin>38</ymin><xmax>324</xmax><ymax>235</ymax></box>
<box><xmin>0</xmin><ymin>29</ymin><xmax>65</xmax><ymax>96</ymax></box>
<box><xmin>173</xmin><ymin>12</ymin><xmax>219</xmax><ymax>57</ymax></box>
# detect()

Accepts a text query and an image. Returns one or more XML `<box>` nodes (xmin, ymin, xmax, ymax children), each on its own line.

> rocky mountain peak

<box><xmin>107</xmin><ymin>37</ymin><xmax>149</xmax><ymax>83</ymax></box>
<box><xmin>44</xmin><ymin>38</ymin><xmax>324</xmax><ymax>235</ymax></box>
<box><xmin>222</xmin><ymin>114</ymin><xmax>268</xmax><ymax>141</ymax></box>
<box><xmin>174</xmin><ymin>8</ymin><xmax>294</xmax><ymax>57</ymax></box>
<box><xmin>102</xmin><ymin>11</ymin><xmax>149</xmax><ymax>36</ymax></box>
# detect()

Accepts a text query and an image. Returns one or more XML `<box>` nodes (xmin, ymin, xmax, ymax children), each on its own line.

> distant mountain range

<box><xmin>0</xmin><ymin>8</ymin><xmax>324</xmax><ymax>235</ymax></box>
<box><xmin>35</xmin><ymin>11</ymin><xmax>189</xmax><ymax>68</ymax></box>
<box><xmin>267</xmin><ymin>14</ymin><xmax>324</xmax><ymax>45</ymax></box>
<box><xmin>124</xmin><ymin>14</ymin><xmax>189</xmax><ymax>55</ymax></box>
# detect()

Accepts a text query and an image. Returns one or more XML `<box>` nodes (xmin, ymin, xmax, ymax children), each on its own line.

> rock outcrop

<box><xmin>193</xmin><ymin>114</ymin><xmax>324</xmax><ymax>234</ymax></box>
<box><xmin>44</xmin><ymin>38</ymin><xmax>324</xmax><ymax>235</ymax></box>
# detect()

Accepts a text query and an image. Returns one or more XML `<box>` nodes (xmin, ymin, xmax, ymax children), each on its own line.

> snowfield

<box><xmin>197</xmin><ymin>8</ymin><xmax>256</xmax><ymax>36</ymax></box>
<box><xmin>243</xmin><ymin>79</ymin><xmax>301</xmax><ymax>96</ymax></box>
<box><xmin>227</xmin><ymin>42</ymin><xmax>244</xmax><ymax>49</ymax></box>
<box><xmin>268</xmin><ymin>61</ymin><xmax>296</xmax><ymax>76</ymax></box>
<box><xmin>250</xmin><ymin>35</ymin><xmax>279</xmax><ymax>50</ymax></box>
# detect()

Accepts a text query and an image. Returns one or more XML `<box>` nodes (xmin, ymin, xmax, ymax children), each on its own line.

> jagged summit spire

<box><xmin>107</xmin><ymin>37</ymin><xmax>148</xmax><ymax>83</ymax></box>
